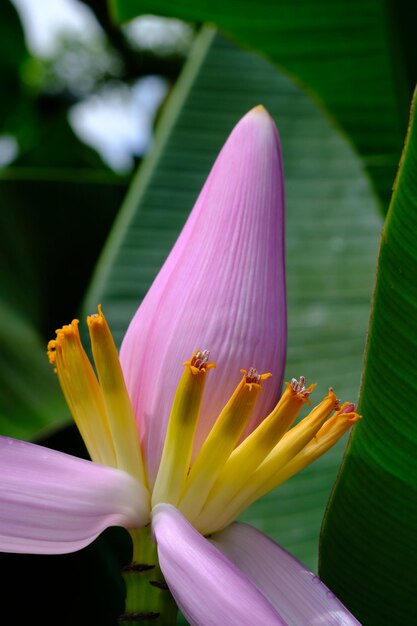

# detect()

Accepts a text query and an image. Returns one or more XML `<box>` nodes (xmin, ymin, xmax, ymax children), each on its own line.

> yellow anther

<box><xmin>290</xmin><ymin>376</ymin><xmax>315</xmax><ymax>400</ymax></box>
<box><xmin>87</xmin><ymin>306</ymin><xmax>147</xmax><ymax>488</ymax></box>
<box><xmin>185</xmin><ymin>349</ymin><xmax>216</xmax><ymax>374</ymax></box>
<box><xmin>179</xmin><ymin>368</ymin><xmax>270</xmax><ymax>521</ymax></box>
<box><xmin>188</xmin><ymin>350</ymin><xmax>215</xmax><ymax>373</ymax></box>
<box><xmin>152</xmin><ymin>350</ymin><xmax>215</xmax><ymax>508</ymax></box>
<box><xmin>241</xmin><ymin>368</ymin><xmax>272</xmax><ymax>390</ymax></box>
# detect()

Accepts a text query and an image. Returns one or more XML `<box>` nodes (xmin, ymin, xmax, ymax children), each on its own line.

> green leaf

<box><xmin>320</xmin><ymin>91</ymin><xmax>417</xmax><ymax>623</ymax></box>
<box><xmin>111</xmin><ymin>0</ymin><xmax>412</xmax><ymax>209</ymax></box>
<box><xmin>0</xmin><ymin>168</ymin><xmax>126</xmax><ymax>332</ymax></box>
<box><xmin>0</xmin><ymin>300</ymin><xmax>68</xmax><ymax>440</ymax></box>
<box><xmin>85</xmin><ymin>26</ymin><xmax>381</xmax><ymax>569</ymax></box>
<box><xmin>0</xmin><ymin>168</ymin><xmax>126</xmax><ymax>440</ymax></box>
<box><xmin>0</xmin><ymin>168</ymin><xmax>126</xmax><ymax>443</ymax></box>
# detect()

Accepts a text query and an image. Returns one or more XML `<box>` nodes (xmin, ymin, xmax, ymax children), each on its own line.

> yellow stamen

<box><xmin>87</xmin><ymin>306</ymin><xmax>147</xmax><ymax>486</ymax></box>
<box><xmin>178</xmin><ymin>368</ymin><xmax>270</xmax><ymax>520</ymax></box>
<box><xmin>195</xmin><ymin>387</ymin><xmax>339</xmax><ymax>534</ymax></box>
<box><xmin>47</xmin><ymin>320</ymin><xmax>116</xmax><ymax>467</ymax></box>
<box><xmin>198</xmin><ymin>377</ymin><xmax>314</xmax><ymax>520</ymax></box>
<box><xmin>151</xmin><ymin>351</ymin><xmax>215</xmax><ymax>508</ymax></box>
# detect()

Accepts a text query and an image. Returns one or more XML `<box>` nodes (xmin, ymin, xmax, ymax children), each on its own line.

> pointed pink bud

<box><xmin>120</xmin><ymin>106</ymin><xmax>287</xmax><ymax>483</ymax></box>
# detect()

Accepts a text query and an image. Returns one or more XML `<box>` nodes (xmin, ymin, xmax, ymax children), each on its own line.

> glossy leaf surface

<box><xmin>111</xmin><ymin>0</ymin><xmax>412</xmax><ymax>208</ymax></box>
<box><xmin>0</xmin><ymin>301</ymin><xmax>67</xmax><ymax>440</ymax></box>
<box><xmin>320</xmin><ymin>90</ymin><xmax>417</xmax><ymax>624</ymax></box>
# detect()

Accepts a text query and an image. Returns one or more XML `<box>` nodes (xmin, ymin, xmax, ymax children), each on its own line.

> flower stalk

<box><xmin>120</xmin><ymin>528</ymin><xmax>178</xmax><ymax>626</ymax></box>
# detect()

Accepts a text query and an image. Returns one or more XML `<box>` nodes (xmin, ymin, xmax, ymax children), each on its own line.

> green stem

<box><xmin>118</xmin><ymin>527</ymin><xmax>178</xmax><ymax>626</ymax></box>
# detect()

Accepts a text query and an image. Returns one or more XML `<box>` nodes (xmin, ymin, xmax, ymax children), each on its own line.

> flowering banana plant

<box><xmin>0</xmin><ymin>108</ymin><xmax>361</xmax><ymax>625</ymax></box>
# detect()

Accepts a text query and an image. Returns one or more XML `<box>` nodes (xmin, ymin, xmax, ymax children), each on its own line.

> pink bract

<box><xmin>120</xmin><ymin>106</ymin><xmax>287</xmax><ymax>484</ymax></box>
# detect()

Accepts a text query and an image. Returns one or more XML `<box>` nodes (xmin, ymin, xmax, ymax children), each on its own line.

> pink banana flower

<box><xmin>0</xmin><ymin>107</ymin><xmax>360</xmax><ymax>625</ymax></box>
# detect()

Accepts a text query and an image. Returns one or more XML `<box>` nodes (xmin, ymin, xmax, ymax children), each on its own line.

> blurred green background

<box><xmin>1</xmin><ymin>1</ymin><xmax>416</xmax><ymax>624</ymax></box>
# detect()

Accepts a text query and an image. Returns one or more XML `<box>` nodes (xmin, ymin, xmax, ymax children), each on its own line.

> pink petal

<box><xmin>0</xmin><ymin>437</ymin><xmax>149</xmax><ymax>554</ymax></box>
<box><xmin>121</xmin><ymin>106</ymin><xmax>286</xmax><ymax>483</ymax></box>
<box><xmin>152</xmin><ymin>504</ymin><xmax>286</xmax><ymax>626</ymax></box>
<box><xmin>212</xmin><ymin>523</ymin><xmax>361</xmax><ymax>625</ymax></box>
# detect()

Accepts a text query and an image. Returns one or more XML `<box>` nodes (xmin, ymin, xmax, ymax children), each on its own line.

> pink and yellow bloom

<box><xmin>0</xmin><ymin>108</ymin><xmax>360</xmax><ymax>624</ymax></box>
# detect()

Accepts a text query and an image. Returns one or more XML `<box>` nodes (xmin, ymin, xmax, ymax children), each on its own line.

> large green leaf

<box><xmin>0</xmin><ymin>300</ymin><xmax>68</xmax><ymax>440</ymax></box>
<box><xmin>0</xmin><ymin>168</ymin><xmax>126</xmax><ymax>332</ymax></box>
<box><xmin>320</xmin><ymin>92</ymin><xmax>417</xmax><ymax>623</ymax></box>
<box><xmin>85</xmin><ymin>27</ymin><xmax>381</xmax><ymax>570</ymax></box>
<box><xmin>0</xmin><ymin>153</ymin><xmax>127</xmax><ymax>444</ymax></box>
<box><xmin>0</xmin><ymin>169</ymin><xmax>126</xmax><ymax>441</ymax></box>
<box><xmin>111</xmin><ymin>0</ymin><xmax>412</xmax><ymax>209</ymax></box>
<box><xmin>0</xmin><ymin>1</ymin><xmax>132</xmax><ymax>441</ymax></box>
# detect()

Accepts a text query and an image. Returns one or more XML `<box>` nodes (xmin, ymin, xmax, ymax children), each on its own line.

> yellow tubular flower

<box><xmin>87</xmin><ymin>306</ymin><xmax>147</xmax><ymax>487</ymax></box>
<box><xmin>47</xmin><ymin>320</ymin><xmax>116</xmax><ymax>468</ymax></box>
<box><xmin>151</xmin><ymin>351</ymin><xmax>216</xmax><ymax>508</ymax></box>
<box><xmin>178</xmin><ymin>368</ymin><xmax>271</xmax><ymax>520</ymax></box>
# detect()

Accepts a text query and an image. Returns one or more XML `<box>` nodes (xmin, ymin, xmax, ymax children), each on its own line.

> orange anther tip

<box><xmin>87</xmin><ymin>304</ymin><xmax>105</xmax><ymax>325</ymax></box>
